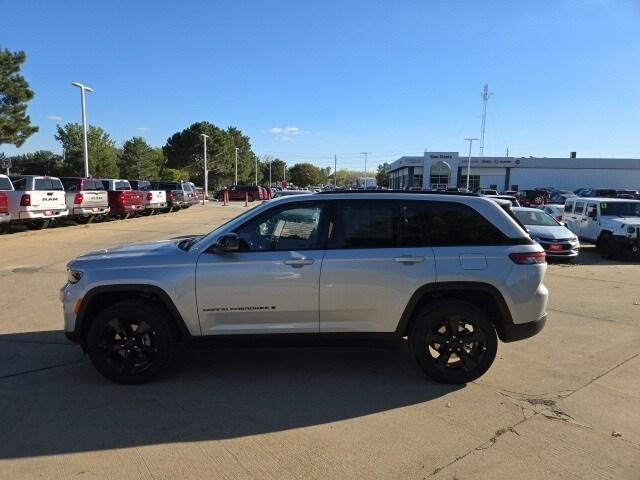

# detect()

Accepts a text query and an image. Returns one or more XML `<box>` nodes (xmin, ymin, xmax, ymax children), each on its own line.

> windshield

<box><xmin>514</xmin><ymin>209</ymin><xmax>559</xmax><ymax>226</ymax></box>
<box><xmin>600</xmin><ymin>202</ymin><xmax>640</xmax><ymax>217</ymax></box>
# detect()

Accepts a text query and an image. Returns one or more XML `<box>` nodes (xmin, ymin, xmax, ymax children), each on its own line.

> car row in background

<box><xmin>0</xmin><ymin>174</ymin><xmax>200</xmax><ymax>232</ymax></box>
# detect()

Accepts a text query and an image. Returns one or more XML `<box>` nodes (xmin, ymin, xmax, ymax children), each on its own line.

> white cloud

<box><xmin>137</xmin><ymin>127</ymin><xmax>151</xmax><ymax>132</ymax></box>
<box><xmin>47</xmin><ymin>115</ymin><xmax>63</xmax><ymax>122</ymax></box>
<box><xmin>269</xmin><ymin>126</ymin><xmax>306</xmax><ymax>141</ymax></box>
<box><xmin>268</xmin><ymin>127</ymin><xmax>283</xmax><ymax>134</ymax></box>
<box><xmin>281</xmin><ymin>136</ymin><xmax>293</xmax><ymax>142</ymax></box>
<box><xmin>284</xmin><ymin>127</ymin><xmax>300</xmax><ymax>135</ymax></box>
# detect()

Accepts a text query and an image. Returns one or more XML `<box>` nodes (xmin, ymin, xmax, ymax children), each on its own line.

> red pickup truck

<box><xmin>0</xmin><ymin>189</ymin><xmax>10</xmax><ymax>234</ymax></box>
<box><xmin>99</xmin><ymin>179</ymin><xmax>144</xmax><ymax>219</ymax></box>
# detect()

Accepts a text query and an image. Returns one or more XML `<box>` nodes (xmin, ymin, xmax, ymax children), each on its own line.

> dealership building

<box><xmin>387</xmin><ymin>151</ymin><xmax>640</xmax><ymax>191</ymax></box>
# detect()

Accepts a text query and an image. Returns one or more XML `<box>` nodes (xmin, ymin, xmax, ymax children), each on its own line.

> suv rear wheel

<box><xmin>86</xmin><ymin>300</ymin><xmax>176</xmax><ymax>384</ymax></box>
<box><xmin>409</xmin><ymin>300</ymin><xmax>497</xmax><ymax>384</ymax></box>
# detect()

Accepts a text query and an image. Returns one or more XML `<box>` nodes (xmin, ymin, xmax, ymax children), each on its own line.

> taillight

<box><xmin>74</xmin><ymin>193</ymin><xmax>83</xmax><ymax>205</ymax></box>
<box><xmin>117</xmin><ymin>192</ymin><xmax>125</xmax><ymax>203</ymax></box>
<box><xmin>20</xmin><ymin>194</ymin><xmax>31</xmax><ymax>206</ymax></box>
<box><xmin>147</xmin><ymin>192</ymin><xmax>153</xmax><ymax>201</ymax></box>
<box><xmin>509</xmin><ymin>251</ymin><xmax>546</xmax><ymax>265</ymax></box>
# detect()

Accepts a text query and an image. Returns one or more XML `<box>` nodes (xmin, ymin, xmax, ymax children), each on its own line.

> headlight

<box><xmin>627</xmin><ymin>226</ymin><xmax>636</xmax><ymax>234</ymax></box>
<box><xmin>67</xmin><ymin>269</ymin><xmax>84</xmax><ymax>284</ymax></box>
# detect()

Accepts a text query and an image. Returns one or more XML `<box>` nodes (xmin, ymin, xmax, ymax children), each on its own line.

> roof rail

<box><xmin>316</xmin><ymin>189</ymin><xmax>480</xmax><ymax>197</ymax></box>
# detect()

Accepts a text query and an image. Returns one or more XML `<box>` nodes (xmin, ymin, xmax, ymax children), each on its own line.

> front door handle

<box><xmin>283</xmin><ymin>258</ymin><xmax>315</xmax><ymax>267</ymax></box>
<box><xmin>393</xmin><ymin>255</ymin><xmax>425</xmax><ymax>264</ymax></box>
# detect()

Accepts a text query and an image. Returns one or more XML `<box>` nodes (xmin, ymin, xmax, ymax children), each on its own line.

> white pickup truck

<box><xmin>7</xmin><ymin>175</ymin><xmax>69</xmax><ymax>230</ymax></box>
<box><xmin>0</xmin><ymin>175</ymin><xmax>12</xmax><ymax>233</ymax></box>
<box><xmin>563</xmin><ymin>197</ymin><xmax>640</xmax><ymax>259</ymax></box>
<box><xmin>129</xmin><ymin>180</ymin><xmax>167</xmax><ymax>215</ymax></box>
<box><xmin>60</xmin><ymin>177</ymin><xmax>110</xmax><ymax>224</ymax></box>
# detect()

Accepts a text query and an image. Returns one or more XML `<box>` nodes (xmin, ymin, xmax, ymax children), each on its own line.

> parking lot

<box><xmin>0</xmin><ymin>203</ymin><xmax>639</xmax><ymax>479</ymax></box>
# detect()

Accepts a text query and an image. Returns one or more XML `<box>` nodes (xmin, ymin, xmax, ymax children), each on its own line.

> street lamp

<box><xmin>464</xmin><ymin>138</ymin><xmax>479</xmax><ymax>192</ymax></box>
<box><xmin>200</xmin><ymin>133</ymin><xmax>209</xmax><ymax>203</ymax></box>
<box><xmin>71</xmin><ymin>82</ymin><xmax>94</xmax><ymax>177</ymax></box>
<box><xmin>360</xmin><ymin>151</ymin><xmax>371</xmax><ymax>187</ymax></box>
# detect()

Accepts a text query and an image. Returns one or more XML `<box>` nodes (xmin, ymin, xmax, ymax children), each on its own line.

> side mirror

<box><xmin>213</xmin><ymin>233</ymin><xmax>240</xmax><ymax>253</ymax></box>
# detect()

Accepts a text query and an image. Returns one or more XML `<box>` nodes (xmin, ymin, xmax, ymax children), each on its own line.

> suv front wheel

<box><xmin>86</xmin><ymin>300</ymin><xmax>176</xmax><ymax>384</ymax></box>
<box><xmin>409</xmin><ymin>300</ymin><xmax>498</xmax><ymax>384</ymax></box>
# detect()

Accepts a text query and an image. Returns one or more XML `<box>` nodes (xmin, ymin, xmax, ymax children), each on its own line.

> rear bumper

<box><xmin>71</xmin><ymin>206</ymin><xmax>110</xmax><ymax>216</ymax></box>
<box><xmin>110</xmin><ymin>204</ymin><xmax>144</xmax><ymax>213</ymax></box>
<box><xmin>499</xmin><ymin>314</ymin><xmax>547</xmax><ymax>342</ymax></box>
<box><xmin>0</xmin><ymin>213</ymin><xmax>10</xmax><ymax>224</ymax></box>
<box><xmin>17</xmin><ymin>209</ymin><xmax>68</xmax><ymax>221</ymax></box>
<box><xmin>145</xmin><ymin>202</ymin><xmax>167</xmax><ymax>209</ymax></box>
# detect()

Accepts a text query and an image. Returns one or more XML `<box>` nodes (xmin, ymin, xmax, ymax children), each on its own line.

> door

<box><xmin>572</xmin><ymin>201</ymin><xmax>587</xmax><ymax>239</ymax></box>
<box><xmin>580</xmin><ymin>202</ymin><xmax>599</xmax><ymax>241</ymax></box>
<box><xmin>196</xmin><ymin>201</ymin><xmax>328</xmax><ymax>334</ymax></box>
<box><xmin>320</xmin><ymin>200</ymin><xmax>435</xmax><ymax>333</ymax></box>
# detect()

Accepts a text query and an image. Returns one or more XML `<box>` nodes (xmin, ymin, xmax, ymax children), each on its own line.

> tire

<box><xmin>75</xmin><ymin>215</ymin><xmax>93</xmax><ymax>225</ymax></box>
<box><xmin>27</xmin><ymin>220</ymin><xmax>50</xmax><ymax>230</ymax></box>
<box><xmin>409</xmin><ymin>300</ymin><xmax>498</xmax><ymax>384</ymax></box>
<box><xmin>0</xmin><ymin>223</ymin><xmax>9</xmax><ymax>234</ymax></box>
<box><xmin>86</xmin><ymin>300</ymin><xmax>176</xmax><ymax>384</ymax></box>
<box><xmin>598</xmin><ymin>234</ymin><xmax>620</xmax><ymax>260</ymax></box>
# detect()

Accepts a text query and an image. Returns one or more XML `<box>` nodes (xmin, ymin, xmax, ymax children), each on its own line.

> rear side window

<box><xmin>400</xmin><ymin>201</ymin><xmax>507</xmax><ymax>246</ymax></box>
<box><xmin>10</xmin><ymin>177</ymin><xmax>27</xmax><ymax>190</ymax></box>
<box><xmin>329</xmin><ymin>200</ymin><xmax>397</xmax><ymax>248</ymax></box>
<box><xmin>574</xmin><ymin>202</ymin><xmax>585</xmax><ymax>215</ymax></box>
<box><xmin>564</xmin><ymin>202</ymin><xmax>574</xmax><ymax>213</ymax></box>
<box><xmin>0</xmin><ymin>177</ymin><xmax>13</xmax><ymax>190</ymax></box>
<box><xmin>34</xmin><ymin>178</ymin><xmax>63</xmax><ymax>191</ymax></box>
<box><xmin>61</xmin><ymin>178</ymin><xmax>79</xmax><ymax>191</ymax></box>
<box><xmin>115</xmin><ymin>180</ymin><xmax>130</xmax><ymax>190</ymax></box>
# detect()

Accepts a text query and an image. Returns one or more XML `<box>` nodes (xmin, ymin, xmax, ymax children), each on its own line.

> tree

<box><xmin>258</xmin><ymin>155</ymin><xmax>287</xmax><ymax>186</ymax></box>
<box><xmin>334</xmin><ymin>169</ymin><xmax>362</xmax><ymax>186</ymax></box>
<box><xmin>163</xmin><ymin>121</ymin><xmax>258</xmax><ymax>188</ymax></box>
<box><xmin>0</xmin><ymin>49</ymin><xmax>39</xmax><ymax>147</ymax></box>
<box><xmin>288</xmin><ymin>163</ymin><xmax>322</xmax><ymax>187</ymax></box>
<box><xmin>55</xmin><ymin>123</ymin><xmax>119</xmax><ymax>177</ymax></box>
<box><xmin>162</xmin><ymin>168</ymin><xmax>185</xmax><ymax>182</ymax></box>
<box><xmin>119</xmin><ymin>137</ymin><xmax>163</xmax><ymax>180</ymax></box>
<box><xmin>9</xmin><ymin>150</ymin><xmax>62</xmax><ymax>176</ymax></box>
<box><xmin>376</xmin><ymin>163</ymin><xmax>389</xmax><ymax>187</ymax></box>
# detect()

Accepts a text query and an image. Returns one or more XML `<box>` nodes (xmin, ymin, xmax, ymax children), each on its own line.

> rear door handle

<box><xmin>283</xmin><ymin>258</ymin><xmax>315</xmax><ymax>267</ymax></box>
<box><xmin>393</xmin><ymin>255</ymin><xmax>425</xmax><ymax>264</ymax></box>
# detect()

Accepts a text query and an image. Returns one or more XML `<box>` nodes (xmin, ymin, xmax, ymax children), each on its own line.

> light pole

<box><xmin>269</xmin><ymin>159</ymin><xmax>272</xmax><ymax>187</ymax></box>
<box><xmin>200</xmin><ymin>133</ymin><xmax>209</xmax><ymax>202</ymax></box>
<box><xmin>234</xmin><ymin>147</ymin><xmax>239</xmax><ymax>186</ymax></box>
<box><xmin>464</xmin><ymin>138</ymin><xmax>479</xmax><ymax>191</ymax></box>
<box><xmin>255</xmin><ymin>156</ymin><xmax>258</xmax><ymax>186</ymax></box>
<box><xmin>71</xmin><ymin>82</ymin><xmax>94</xmax><ymax>177</ymax></box>
<box><xmin>360</xmin><ymin>152</ymin><xmax>371</xmax><ymax>188</ymax></box>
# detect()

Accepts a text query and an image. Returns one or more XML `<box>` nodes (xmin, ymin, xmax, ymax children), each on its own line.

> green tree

<box><xmin>0</xmin><ymin>49</ymin><xmax>39</xmax><ymax>147</ymax></box>
<box><xmin>162</xmin><ymin>168</ymin><xmax>185</xmax><ymax>182</ymax></box>
<box><xmin>55</xmin><ymin>123</ymin><xmax>119</xmax><ymax>177</ymax></box>
<box><xmin>9</xmin><ymin>150</ymin><xmax>62</xmax><ymax>175</ymax></box>
<box><xmin>258</xmin><ymin>155</ymin><xmax>287</xmax><ymax>186</ymax></box>
<box><xmin>288</xmin><ymin>163</ymin><xmax>322</xmax><ymax>187</ymax></box>
<box><xmin>119</xmin><ymin>136</ymin><xmax>163</xmax><ymax>179</ymax></box>
<box><xmin>334</xmin><ymin>169</ymin><xmax>362</xmax><ymax>186</ymax></box>
<box><xmin>375</xmin><ymin>163</ymin><xmax>389</xmax><ymax>187</ymax></box>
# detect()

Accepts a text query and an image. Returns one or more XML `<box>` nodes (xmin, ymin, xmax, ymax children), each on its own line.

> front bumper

<box><xmin>60</xmin><ymin>282</ymin><xmax>84</xmax><ymax>343</ymax></box>
<box><xmin>613</xmin><ymin>235</ymin><xmax>640</xmax><ymax>253</ymax></box>
<box><xmin>536</xmin><ymin>238</ymin><xmax>580</xmax><ymax>258</ymax></box>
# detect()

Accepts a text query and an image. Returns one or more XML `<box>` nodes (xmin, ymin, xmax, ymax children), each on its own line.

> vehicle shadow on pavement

<box><xmin>0</xmin><ymin>331</ymin><xmax>459</xmax><ymax>459</ymax></box>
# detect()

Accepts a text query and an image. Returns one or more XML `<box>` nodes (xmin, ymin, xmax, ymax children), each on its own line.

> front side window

<box><xmin>234</xmin><ymin>203</ymin><xmax>324</xmax><ymax>251</ymax></box>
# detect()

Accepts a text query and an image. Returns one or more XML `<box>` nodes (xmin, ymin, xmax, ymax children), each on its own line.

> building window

<box><xmin>429</xmin><ymin>161</ymin><xmax>451</xmax><ymax>188</ymax></box>
<box><xmin>458</xmin><ymin>175</ymin><xmax>480</xmax><ymax>191</ymax></box>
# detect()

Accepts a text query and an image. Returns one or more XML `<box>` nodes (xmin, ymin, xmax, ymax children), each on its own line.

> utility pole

<box><xmin>234</xmin><ymin>147</ymin><xmax>239</xmax><ymax>186</ymax></box>
<box><xmin>200</xmin><ymin>133</ymin><xmax>209</xmax><ymax>202</ymax></box>
<box><xmin>334</xmin><ymin>154</ymin><xmax>337</xmax><ymax>186</ymax></box>
<box><xmin>479</xmin><ymin>83</ymin><xmax>493</xmax><ymax>157</ymax></box>
<box><xmin>71</xmin><ymin>82</ymin><xmax>94</xmax><ymax>177</ymax></box>
<box><xmin>360</xmin><ymin>152</ymin><xmax>371</xmax><ymax>187</ymax></box>
<box><xmin>464</xmin><ymin>138</ymin><xmax>478</xmax><ymax>191</ymax></box>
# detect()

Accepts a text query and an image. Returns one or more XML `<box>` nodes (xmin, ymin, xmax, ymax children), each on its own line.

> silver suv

<box><xmin>61</xmin><ymin>192</ymin><xmax>549</xmax><ymax>384</ymax></box>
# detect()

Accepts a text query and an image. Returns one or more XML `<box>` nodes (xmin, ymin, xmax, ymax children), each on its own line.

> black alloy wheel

<box><xmin>87</xmin><ymin>301</ymin><xmax>175</xmax><ymax>384</ymax></box>
<box><xmin>410</xmin><ymin>300</ymin><xmax>497</xmax><ymax>384</ymax></box>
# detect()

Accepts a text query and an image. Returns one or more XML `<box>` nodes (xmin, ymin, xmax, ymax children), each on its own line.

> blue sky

<box><xmin>2</xmin><ymin>0</ymin><xmax>639</xmax><ymax>169</ymax></box>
